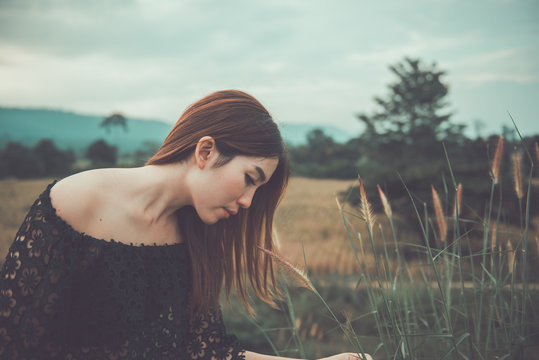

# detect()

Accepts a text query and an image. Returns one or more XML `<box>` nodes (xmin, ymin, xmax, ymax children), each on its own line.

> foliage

<box><xmin>32</xmin><ymin>139</ymin><xmax>76</xmax><ymax>177</ymax></box>
<box><xmin>357</xmin><ymin>57</ymin><xmax>462</xmax><ymax>146</ymax></box>
<box><xmin>85</xmin><ymin>139</ymin><xmax>117</xmax><ymax>167</ymax></box>
<box><xmin>100</xmin><ymin>113</ymin><xmax>128</xmax><ymax>134</ymax></box>
<box><xmin>132</xmin><ymin>141</ymin><xmax>161</xmax><ymax>166</ymax></box>
<box><xmin>354</xmin><ymin>57</ymin><xmax>463</xmax><ymax>168</ymax></box>
<box><xmin>344</xmin><ymin>57</ymin><xmax>538</xmax><ymax>231</ymax></box>
<box><xmin>0</xmin><ymin>139</ymin><xmax>75</xmax><ymax>179</ymax></box>
<box><xmin>289</xmin><ymin>129</ymin><xmax>360</xmax><ymax>179</ymax></box>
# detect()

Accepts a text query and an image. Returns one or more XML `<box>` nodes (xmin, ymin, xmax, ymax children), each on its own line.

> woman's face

<box><xmin>191</xmin><ymin>154</ymin><xmax>279</xmax><ymax>224</ymax></box>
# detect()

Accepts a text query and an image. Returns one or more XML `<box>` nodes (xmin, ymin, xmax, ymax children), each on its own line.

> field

<box><xmin>1</xmin><ymin>177</ymin><xmax>539</xmax><ymax>359</ymax></box>
<box><xmin>3</xmin><ymin>177</ymin><xmax>539</xmax><ymax>278</ymax></box>
<box><xmin>0</xmin><ymin>177</ymin><xmax>452</xmax><ymax>275</ymax></box>
<box><xmin>0</xmin><ymin>177</ymin><xmax>355</xmax><ymax>256</ymax></box>
<box><xmin>0</xmin><ymin>177</ymin><xmax>399</xmax><ymax>274</ymax></box>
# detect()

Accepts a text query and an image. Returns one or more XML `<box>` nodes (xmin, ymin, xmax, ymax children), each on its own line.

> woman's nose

<box><xmin>237</xmin><ymin>189</ymin><xmax>255</xmax><ymax>208</ymax></box>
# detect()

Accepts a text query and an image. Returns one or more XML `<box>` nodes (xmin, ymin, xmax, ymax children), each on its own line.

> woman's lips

<box><xmin>224</xmin><ymin>208</ymin><xmax>238</xmax><ymax>217</ymax></box>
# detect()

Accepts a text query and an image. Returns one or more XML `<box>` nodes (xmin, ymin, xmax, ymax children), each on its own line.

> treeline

<box><xmin>288</xmin><ymin>129</ymin><xmax>361</xmax><ymax>179</ymax></box>
<box><xmin>0</xmin><ymin>139</ymin><xmax>118</xmax><ymax>178</ymax></box>
<box><xmin>0</xmin><ymin>133</ymin><xmax>359</xmax><ymax>179</ymax></box>
<box><xmin>0</xmin><ymin>139</ymin><xmax>75</xmax><ymax>178</ymax></box>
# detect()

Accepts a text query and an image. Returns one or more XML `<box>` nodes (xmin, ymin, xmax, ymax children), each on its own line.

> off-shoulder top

<box><xmin>0</xmin><ymin>182</ymin><xmax>245</xmax><ymax>360</ymax></box>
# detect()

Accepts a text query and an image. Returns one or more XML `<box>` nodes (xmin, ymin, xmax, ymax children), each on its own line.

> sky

<box><xmin>1</xmin><ymin>0</ymin><xmax>538</xmax><ymax>138</ymax></box>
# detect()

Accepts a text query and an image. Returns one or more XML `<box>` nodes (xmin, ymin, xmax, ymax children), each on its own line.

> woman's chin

<box><xmin>195</xmin><ymin>208</ymin><xmax>230</xmax><ymax>225</ymax></box>
<box><xmin>198</xmin><ymin>214</ymin><xmax>221</xmax><ymax>225</ymax></box>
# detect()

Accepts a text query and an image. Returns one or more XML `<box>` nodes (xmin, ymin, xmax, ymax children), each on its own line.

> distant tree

<box><xmin>357</xmin><ymin>57</ymin><xmax>464</xmax><ymax>160</ymax></box>
<box><xmin>32</xmin><ymin>139</ymin><xmax>75</xmax><ymax>177</ymax></box>
<box><xmin>100</xmin><ymin>113</ymin><xmax>128</xmax><ymax>146</ymax></box>
<box><xmin>100</xmin><ymin>113</ymin><xmax>128</xmax><ymax>134</ymax></box>
<box><xmin>133</xmin><ymin>141</ymin><xmax>160</xmax><ymax>166</ymax></box>
<box><xmin>0</xmin><ymin>142</ymin><xmax>38</xmax><ymax>178</ymax></box>
<box><xmin>345</xmin><ymin>57</ymin><xmax>536</xmax><ymax>250</ymax></box>
<box><xmin>0</xmin><ymin>140</ymin><xmax>75</xmax><ymax>178</ymax></box>
<box><xmin>345</xmin><ymin>58</ymin><xmax>467</xmax><ymax>245</ymax></box>
<box><xmin>289</xmin><ymin>129</ymin><xmax>360</xmax><ymax>179</ymax></box>
<box><xmin>86</xmin><ymin>139</ymin><xmax>117</xmax><ymax>167</ymax></box>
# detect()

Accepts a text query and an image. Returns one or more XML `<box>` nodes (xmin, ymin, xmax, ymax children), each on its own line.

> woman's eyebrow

<box><xmin>255</xmin><ymin>166</ymin><xmax>266</xmax><ymax>183</ymax></box>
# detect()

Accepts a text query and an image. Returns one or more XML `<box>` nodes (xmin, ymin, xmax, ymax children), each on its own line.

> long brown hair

<box><xmin>147</xmin><ymin>90</ymin><xmax>289</xmax><ymax>311</ymax></box>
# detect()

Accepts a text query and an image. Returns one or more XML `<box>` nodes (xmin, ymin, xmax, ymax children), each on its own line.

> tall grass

<box><xmin>324</xmin><ymin>135</ymin><xmax>538</xmax><ymax>359</ymax></box>
<box><xmin>249</xmin><ymin>136</ymin><xmax>539</xmax><ymax>359</ymax></box>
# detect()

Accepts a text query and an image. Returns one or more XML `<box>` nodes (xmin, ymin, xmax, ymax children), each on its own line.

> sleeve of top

<box><xmin>186</xmin><ymin>306</ymin><xmax>246</xmax><ymax>360</ymax></box>
<box><xmin>0</xmin><ymin>199</ymin><xmax>75</xmax><ymax>359</ymax></box>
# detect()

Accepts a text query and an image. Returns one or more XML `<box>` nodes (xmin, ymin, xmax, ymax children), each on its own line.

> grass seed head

<box><xmin>535</xmin><ymin>142</ymin><xmax>539</xmax><ymax>165</ymax></box>
<box><xmin>431</xmin><ymin>185</ymin><xmax>447</xmax><ymax>243</ymax></box>
<box><xmin>506</xmin><ymin>240</ymin><xmax>514</xmax><ymax>274</ymax></box>
<box><xmin>377</xmin><ymin>185</ymin><xmax>392</xmax><ymax>219</ymax></box>
<box><xmin>491</xmin><ymin>135</ymin><xmax>503</xmax><ymax>184</ymax></box>
<box><xmin>257</xmin><ymin>246</ymin><xmax>314</xmax><ymax>292</ymax></box>
<box><xmin>491</xmin><ymin>221</ymin><xmax>497</xmax><ymax>250</ymax></box>
<box><xmin>513</xmin><ymin>147</ymin><xmax>523</xmax><ymax>199</ymax></box>
<box><xmin>358</xmin><ymin>175</ymin><xmax>375</xmax><ymax>233</ymax></box>
<box><xmin>334</xmin><ymin>194</ymin><xmax>343</xmax><ymax>211</ymax></box>
<box><xmin>490</xmin><ymin>221</ymin><xmax>498</xmax><ymax>269</ymax></box>
<box><xmin>452</xmin><ymin>183</ymin><xmax>462</xmax><ymax>217</ymax></box>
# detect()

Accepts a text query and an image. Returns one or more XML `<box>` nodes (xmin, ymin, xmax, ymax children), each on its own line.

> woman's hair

<box><xmin>147</xmin><ymin>90</ymin><xmax>289</xmax><ymax>312</ymax></box>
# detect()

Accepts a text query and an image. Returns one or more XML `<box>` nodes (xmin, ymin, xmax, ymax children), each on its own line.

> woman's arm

<box><xmin>244</xmin><ymin>351</ymin><xmax>373</xmax><ymax>360</ymax></box>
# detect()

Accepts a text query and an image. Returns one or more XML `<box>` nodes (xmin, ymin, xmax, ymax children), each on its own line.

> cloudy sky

<box><xmin>1</xmin><ymin>0</ymin><xmax>538</xmax><ymax>137</ymax></box>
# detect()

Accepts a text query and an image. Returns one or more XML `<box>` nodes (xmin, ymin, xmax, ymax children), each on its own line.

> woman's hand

<box><xmin>319</xmin><ymin>352</ymin><xmax>373</xmax><ymax>360</ymax></box>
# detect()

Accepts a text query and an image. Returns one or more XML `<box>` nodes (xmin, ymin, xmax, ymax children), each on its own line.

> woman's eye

<box><xmin>245</xmin><ymin>174</ymin><xmax>255</xmax><ymax>185</ymax></box>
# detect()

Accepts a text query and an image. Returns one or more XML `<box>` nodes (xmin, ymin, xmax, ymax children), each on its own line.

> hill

<box><xmin>0</xmin><ymin>107</ymin><xmax>353</xmax><ymax>154</ymax></box>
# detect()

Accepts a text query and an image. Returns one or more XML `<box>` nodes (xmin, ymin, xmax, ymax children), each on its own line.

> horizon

<box><xmin>2</xmin><ymin>106</ymin><xmax>532</xmax><ymax>143</ymax></box>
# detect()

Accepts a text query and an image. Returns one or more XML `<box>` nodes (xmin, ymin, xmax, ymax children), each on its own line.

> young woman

<box><xmin>0</xmin><ymin>90</ymin><xmax>372</xmax><ymax>360</ymax></box>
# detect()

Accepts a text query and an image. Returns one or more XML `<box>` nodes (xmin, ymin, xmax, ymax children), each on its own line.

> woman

<box><xmin>0</xmin><ymin>90</ymin><xmax>372</xmax><ymax>360</ymax></box>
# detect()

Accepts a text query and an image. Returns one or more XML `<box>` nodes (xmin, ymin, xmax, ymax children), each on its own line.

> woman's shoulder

<box><xmin>50</xmin><ymin>169</ymin><xmax>118</xmax><ymax>228</ymax></box>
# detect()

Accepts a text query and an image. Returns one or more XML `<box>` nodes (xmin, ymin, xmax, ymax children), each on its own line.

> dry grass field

<box><xmin>0</xmin><ymin>178</ymin><xmax>55</xmax><ymax>260</ymax></box>
<box><xmin>1</xmin><ymin>177</ymin><xmax>538</xmax><ymax>278</ymax></box>
<box><xmin>0</xmin><ymin>177</ymin><xmax>371</xmax><ymax>271</ymax></box>
<box><xmin>274</xmin><ymin>177</ymin><xmax>373</xmax><ymax>275</ymax></box>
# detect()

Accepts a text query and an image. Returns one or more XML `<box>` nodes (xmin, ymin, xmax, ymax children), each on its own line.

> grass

<box><xmin>0</xmin><ymin>178</ymin><xmax>55</xmax><ymax>260</ymax></box>
<box><xmin>229</xmin><ymin>137</ymin><xmax>539</xmax><ymax>359</ymax></box>
<box><xmin>264</xmin><ymin>136</ymin><xmax>539</xmax><ymax>359</ymax></box>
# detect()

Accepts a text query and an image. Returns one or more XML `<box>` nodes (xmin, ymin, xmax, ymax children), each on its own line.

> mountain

<box><xmin>0</xmin><ymin>107</ymin><xmax>354</xmax><ymax>154</ymax></box>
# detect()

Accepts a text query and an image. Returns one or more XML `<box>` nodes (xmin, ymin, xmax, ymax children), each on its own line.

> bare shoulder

<box><xmin>50</xmin><ymin>169</ymin><xmax>111</xmax><ymax>225</ymax></box>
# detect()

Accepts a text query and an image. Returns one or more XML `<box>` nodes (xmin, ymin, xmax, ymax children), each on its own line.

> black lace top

<box><xmin>0</xmin><ymin>182</ymin><xmax>245</xmax><ymax>360</ymax></box>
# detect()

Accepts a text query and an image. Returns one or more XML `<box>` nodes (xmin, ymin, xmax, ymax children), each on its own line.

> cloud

<box><xmin>344</xmin><ymin>31</ymin><xmax>476</xmax><ymax>66</ymax></box>
<box><xmin>448</xmin><ymin>47</ymin><xmax>539</xmax><ymax>86</ymax></box>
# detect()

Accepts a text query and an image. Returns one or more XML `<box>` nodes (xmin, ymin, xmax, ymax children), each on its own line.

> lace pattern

<box><xmin>0</xmin><ymin>182</ymin><xmax>245</xmax><ymax>360</ymax></box>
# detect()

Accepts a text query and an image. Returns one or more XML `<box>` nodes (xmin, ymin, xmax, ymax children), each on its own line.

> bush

<box><xmin>86</xmin><ymin>139</ymin><xmax>117</xmax><ymax>167</ymax></box>
<box><xmin>0</xmin><ymin>139</ymin><xmax>74</xmax><ymax>178</ymax></box>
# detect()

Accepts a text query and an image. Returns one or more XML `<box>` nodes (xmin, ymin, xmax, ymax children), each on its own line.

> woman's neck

<box><xmin>120</xmin><ymin>162</ymin><xmax>193</xmax><ymax>227</ymax></box>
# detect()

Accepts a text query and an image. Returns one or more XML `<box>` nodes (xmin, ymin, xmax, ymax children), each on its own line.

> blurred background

<box><xmin>1</xmin><ymin>0</ymin><xmax>539</xmax><ymax>358</ymax></box>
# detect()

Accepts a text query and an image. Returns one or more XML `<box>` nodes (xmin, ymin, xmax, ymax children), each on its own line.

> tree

<box><xmin>100</xmin><ymin>113</ymin><xmax>128</xmax><ymax>134</ymax></box>
<box><xmin>288</xmin><ymin>129</ymin><xmax>360</xmax><ymax>179</ymax></box>
<box><xmin>133</xmin><ymin>141</ymin><xmax>160</xmax><ymax>166</ymax></box>
<box><xmin>357</xmin><ymin>57</ymin><xmax>464</xmax><ymax>158</ymax></box>
<box><xmin>345</xmin><ymin>58</ymin><xmax>468</xmax><ymax>241</ymax></box>
<box><xmin>86</xmin><ymin>139</ymin><xmax>117</xmax><ymax>167</ymax></box>
<box><xmin>32</xmin><ymin>139</ymin><xmax>75</xmax><ymax>177</ymax></box>
<box><xmin>0</xmin><ymin>140</ymin><xmax>75</xmax><ymax>179</ymax></box>
<box><xmin>0</xmin><ymin>142</ymin><xmax>38</xmax><ymax>178</ymax></box>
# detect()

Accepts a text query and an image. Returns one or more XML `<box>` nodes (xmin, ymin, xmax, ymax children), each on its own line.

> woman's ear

<box><xmin>194</xmin><ymin>136</ymin><xmax>216</xmax><ymax>169</ymax></box>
